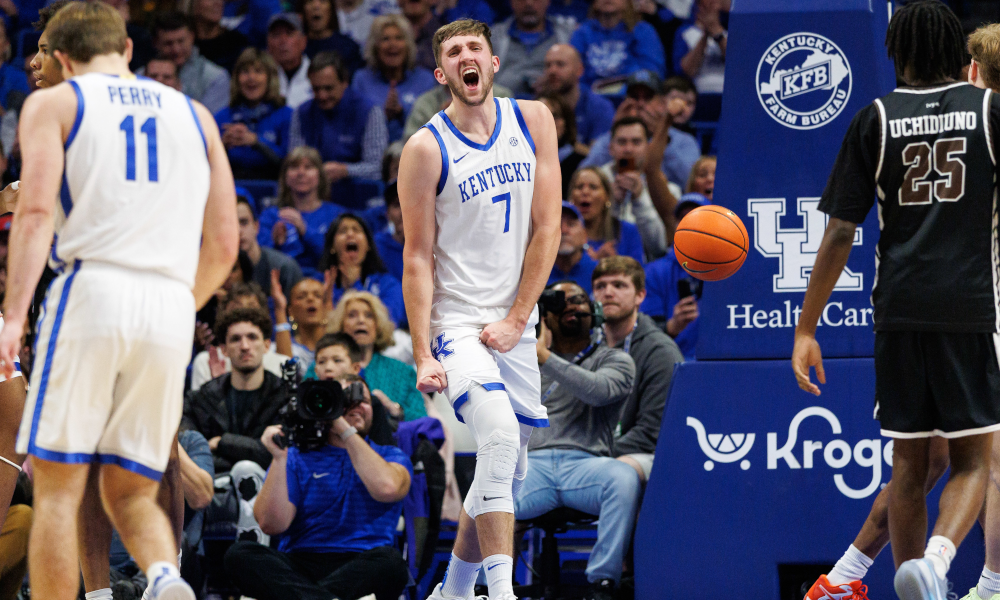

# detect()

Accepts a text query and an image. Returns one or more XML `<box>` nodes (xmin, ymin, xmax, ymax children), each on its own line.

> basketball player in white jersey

<box><xmin>0</xmin><ymin>3</ymin><xmax>238</xmax><ymax>599</ymax></box>
<box><xmin>398</xmin><ymin>19</ymin><xmax>561</xmax><ymax>600</ymax></box>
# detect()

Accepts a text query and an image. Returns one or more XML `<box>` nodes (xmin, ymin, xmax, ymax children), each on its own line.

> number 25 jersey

<box><xmin>819</xmin><ymin>82</ymin><xmax>1000</xmax><ymax>332</ymax></box>
<box><xmin>51</xmin><ymin>72</ymin><xmax>211</xmax><ymax>287</ymax></box>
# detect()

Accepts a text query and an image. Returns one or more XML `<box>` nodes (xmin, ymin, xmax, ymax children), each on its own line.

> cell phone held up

<box><xmin>617</xmin><ymin>157</ymin><xmax>637</xmax><ymax>172</ymax></box>
<box><xmin>677</xmin><ymin>279</ymin><xmax>703</xmax><ymax>301</ymax></box>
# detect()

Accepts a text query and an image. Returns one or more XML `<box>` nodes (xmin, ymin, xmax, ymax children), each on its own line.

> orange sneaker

<box><xmin>805</xmin><ymin>575</ymin><xmax>870</xmax><ymax>600</ymax></box>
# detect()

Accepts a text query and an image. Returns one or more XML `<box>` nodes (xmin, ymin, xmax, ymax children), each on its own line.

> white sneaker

<box><xmin>147</xmin><ymin>571</ymin><xmax>195</xmax><ymax>600</ymax></box>
<box><xmin>425</xmin><ymin>583</ymin><xmax>481</xmax><ymax>600</ymax></box>
<box><xmin>895</xmin><ymin>557</ymin><xmax>950</xmax><ymax>600</ymax></box>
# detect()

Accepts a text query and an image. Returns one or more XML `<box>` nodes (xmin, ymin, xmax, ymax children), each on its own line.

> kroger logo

<box><xmin>688</xmin><ymin>407</ymin><xmax>893</xmax><ymax>499</ymax></box>
<box><xmin>757</xmin><ymin>32</ymin><xmax>852</xmax><ymax>130</ymax></box>
<box><xmin>748</xmin><ymin>197</ymin><xmax>863</xmax><ymax>293</ymax></box>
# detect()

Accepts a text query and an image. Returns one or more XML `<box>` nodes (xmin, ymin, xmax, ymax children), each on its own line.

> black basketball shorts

<box><xmin>875</xmin><ymin>331</ymin><xmax>1000</xmax><ymax>438</ymax></box>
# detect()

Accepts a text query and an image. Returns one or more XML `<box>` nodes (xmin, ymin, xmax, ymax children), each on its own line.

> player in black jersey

<box><xmin>792</xmin><ymin>2</ymin><xmax>1000</xmax><ymax>599</ymax></box>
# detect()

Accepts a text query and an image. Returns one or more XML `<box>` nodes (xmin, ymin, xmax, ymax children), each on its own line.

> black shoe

<box><xmin>583</xmin><ymin>579</ymin><xmax>616</xmax><ymax>600</ymax></box>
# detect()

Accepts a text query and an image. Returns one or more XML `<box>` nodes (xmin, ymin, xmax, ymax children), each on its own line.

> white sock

<box><xmin>85</xmin><ymin>589</ymin><xmax>113</xmax><ymax>600</ymax></box>
<box><xmin>978</xmin><ymin>567</ymin><xmax>1000</xmax><ymax>599</ymax></box>
<box><xmin>924</xmin><ymin>535</ymin><xmax>956</xmax><ymax>580</ymax></box>
<box><xmin>440</xmin><ymin>554</ymin><xmax>481</xmax><ymax>599</ymax></box>
<box><xmin>827</xmin><ymin>544</ymin><xmax>874</xmax><ymax>584</ymax></box>
<box><xmin>483</xmin><ymin>554</ymin><xmax>513</xmax><ymax>600</ymax></box>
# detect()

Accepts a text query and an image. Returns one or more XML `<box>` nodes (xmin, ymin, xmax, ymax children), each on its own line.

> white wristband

<box><xmin>339</xmin><ymin>426</ymin><xmax>358</xmax><ymax>441</ymax></box>
<box><xmin>275</xmin><ymin>323</ymin><xmax>291</xmax><ymax>333</ymax></box>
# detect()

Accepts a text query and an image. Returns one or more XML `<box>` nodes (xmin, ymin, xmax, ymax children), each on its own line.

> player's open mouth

<box><xmin>345</xmin><ymin>242</ymin><xmax>359</xmax><ymax>252</ymax></box>
<box><xmin>462</xmin><ymin>67</ymin><xmax>479</xmax><ymax>90</ymax></box>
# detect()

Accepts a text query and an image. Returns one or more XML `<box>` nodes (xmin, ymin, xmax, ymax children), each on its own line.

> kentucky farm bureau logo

<box><xmin>757</xmin><ymin>32</ymin><xmax>852</xmax><ymax>130</ymax></box>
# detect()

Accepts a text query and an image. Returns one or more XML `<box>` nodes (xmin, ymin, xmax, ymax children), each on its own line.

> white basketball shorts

<box><xmin>0</xmin><ymin>316</ymin><xmax>23</xmax><ymax>383</ymax></box>
<box><xmin>429</xmin><ymin>303</ymin><xmax>548</xmax><ymax>428</ymax></box>
<box><xmin>16</xmin><ymin>260</ymin><xmax>194</xmax><ymax>480</ymax></box>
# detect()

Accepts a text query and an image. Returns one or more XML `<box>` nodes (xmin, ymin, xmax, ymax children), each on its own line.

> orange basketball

<box><xmin>673</xmin><ymin>206</ymin><xmax>749</xmax><ymax>281</ymax></box>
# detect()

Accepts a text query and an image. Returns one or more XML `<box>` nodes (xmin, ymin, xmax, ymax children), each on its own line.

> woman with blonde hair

<box><xmin>323</xmin><ymin>291</ymin><xmax>427</xmax><ymax>421</ymax></box>
<box><xmin>352</xmin><ymin>14</ymin><xmax>436</xmax><ymax>141</ymax></box>
<box><xmin>257</xmin><ymin>147</ymin><xmax>345</xmax><ymax>277</ymax></box>
<box><xmin>569</xmin><ymin>167</ymin><xmax>645</xmax><ymax>263</ymax></box>
<box><xmin>685</xmin><ymin>155</ymin><xmax>715</xmax><ymax>200</ymax></box>
<box><xmin>214</xmin><ymin>48</ymin><xmax>293</xmax><ymax>180</ymax></box>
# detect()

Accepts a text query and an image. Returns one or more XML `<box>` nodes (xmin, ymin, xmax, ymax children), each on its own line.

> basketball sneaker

<box><xmin>804</xmin><ymin>574</ymin><xmax>869</xmax><ymax>599</ymax></box>
<box><xmin>147</xmin><ymin>567</ymin><xmax>195</xmax><ymax>600</ymax></box>
<box><xmin>959</xmin><ymin>588</ymin><xmax>1000</xmax><ymax>599</ymax></box>
<box><xmin>424</xmin><ymin>582</ymin><xmax>488</xmax><ymax>600</ymax></box>
<box><xmin>895</xmin><ymin>557</ymin><xmax>950</xmax><ymax>600</ymax></box>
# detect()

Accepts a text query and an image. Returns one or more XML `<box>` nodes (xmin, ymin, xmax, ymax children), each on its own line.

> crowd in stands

<box><xmin>0</xmin><ymin>0</ymin><xmax>728</xmax><ymax>598</ymax></box>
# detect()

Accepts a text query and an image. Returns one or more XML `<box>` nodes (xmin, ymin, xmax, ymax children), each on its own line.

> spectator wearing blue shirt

<box><xmin>299</xmin><ymin>0</ymin><xmax>363</xmax><ymax>72</ymax></box>
<box><xmin>674</xmin><ymin>0</ymin><xmax>726</xmax><ymax>120</ymax></box>
<box><xmin>222</xmin><ymin>0</ymin><xmax>283</xmax><ymax>47</ymax></box>
<box><xmin>640</xmin><ymin>193</ymin><xmax>707</xmax><ymax>359</ymax></box>
<box><xmin>581</xmin><ymin>70</ymin><xmax>700</xmax><ymax>188</ymax></box>
<box><xmin>322</xmin><ymin>213</ymin><xmax>406</xmax><ymax>328</ymax></box>
<box><xmin>289</xmin><ymin>51</ymin><xmax>389</xmax><ymax>209</ymax></box>
<box><xmin>0</xmin><ymin>20</ymin><xmax>27</xmax><ymax>112</ymax></box>
<box><xmin>549</xmin><ymin>202</ymin><xmax>599</xmax><ymax>294</ymax></box>
<box><xmin>225</xmin><ymin>374</ymin><xmax>412</xmax><ymax>600</ymax></box>
<box><xmin>353</xmin><ymin>15</ymin><xmax>436</xmax><ymax>142</ymax></box>
<box><xmin>216</xmin><ymin>48</ymin><xmax>293</xmax><ymax>180</ymax></box>
<box><xmin>569</xmin><ymin>0</ymin><xmax>664</xmax><ymax>86</ymax></box>
<box><xmin>259</xmin><ymin>147</ymin><xmax>345</xmax><ymax>277</ymax></box>
<box><xmin>491</xmin><ymin>0</ymin><xmax>575</xmax><ymax>98</ymax></box>
<box><xmin>373</xmin><ymin>182</ymin><xmax>404</xmax><ymax>281</ymax></box>
<box><xmin>570</xmin><ymin>167</ymin><xmax>645</xmax><ymax>264</ymax></box>
<box><xmin>539</xmin><ymin>43</ymin><xmax>614</xmax><ymax>146</ymax></box>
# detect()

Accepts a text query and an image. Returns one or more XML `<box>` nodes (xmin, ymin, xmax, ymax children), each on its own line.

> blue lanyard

<box><xmin>622</xmin><ymin>321</ymin><xmax>638</xmax><ymax>354</ymax></box>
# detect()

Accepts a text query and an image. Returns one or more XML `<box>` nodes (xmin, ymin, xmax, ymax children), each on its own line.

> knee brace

<box><xmin>459</xmin><ymin>387</ymin><xmax>521</xmax><ymax>518</ymax></box>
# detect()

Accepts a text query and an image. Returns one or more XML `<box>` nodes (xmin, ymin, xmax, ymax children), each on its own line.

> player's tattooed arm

<box><xmin>481</xmin><ymin>100</ymin><xmax>561</xmax><ymax>353</ymax></box>
<box><xmin>792</xmin><ymin>217</ymin><xmax>857</xmax><ymax>395</ymax></box>
<box><xmin>398</xmin><ymin>129</ymin><xmax>448</xmax><ymax>392</ymax></box>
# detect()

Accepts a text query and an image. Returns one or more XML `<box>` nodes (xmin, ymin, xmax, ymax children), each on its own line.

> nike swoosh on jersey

<box><xmin>487</xmin><ymin>563</ymin><xmax>502</xmax><ymax>570</ymax></box>
<box><xmin>312</xmin><ymin>473</ymin><xmax>330</xmax><ymax>479</ymax></box>
<box><xmin>453</xmin><ymin>153</ymin><xmax>470</xmax><ymax>163</ymax></box>
<box><xmin>483</xmin><ymin>496</ymin><xmax>502</xmax><ymax>501</ymax></box>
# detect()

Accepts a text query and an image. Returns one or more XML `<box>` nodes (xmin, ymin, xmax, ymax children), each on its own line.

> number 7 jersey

<box><xmin>51</xmin><ymin>73</ymin><xmax>211</xmax><ymax>287</ymax></box>
<box><xmin>422</xmin><ymin>97</ymin><xmax>537</xmax><ymax>327</ymax></box>
<box><xmin>818</xmin><ymin>81</ymin><xmax>1000</xmax><ymax>332</ymax></box>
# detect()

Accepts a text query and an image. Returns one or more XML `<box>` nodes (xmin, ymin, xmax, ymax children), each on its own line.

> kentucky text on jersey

<box><xmin>888</xmin><ymin>111</ymin><xmax>977</xmax><ymax>138</ymax></box>
<box><xmin>107</xmin><ymin>85</ymin><xmax>162</xmax><ymax>108</ymax></box>
<box><xmin>457</xmin><ymin>161</ymin><xmax>533</xmax><ymax>202</ymax></box>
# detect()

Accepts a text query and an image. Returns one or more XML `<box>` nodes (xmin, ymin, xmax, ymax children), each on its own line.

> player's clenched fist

<box><xmin>416</xmin><ymin>358</ymin><xmax>448</xmax><ymax>394</ymax></box>
<box><xmin>480</xmin><ymin>317</ymin><xmax>523</xmax><ymax>353</ymax></box>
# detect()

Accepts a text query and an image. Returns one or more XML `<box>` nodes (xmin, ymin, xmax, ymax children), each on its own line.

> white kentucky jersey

<box><xmin>423</xmin><ymin>97</ymin><xmax>537</xmax><ymax>323</ymax></box>
<box><xmin>51</xmin><ymin>72</ymin><xmax>211</xmax><ymax>287</ymax></box>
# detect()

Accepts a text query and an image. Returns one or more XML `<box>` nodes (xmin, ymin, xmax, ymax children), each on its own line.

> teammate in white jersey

<box><xmin>399</xmin><ymin>19</ymin><xmax>561</xmax><ymax>600</ymax></box>
<box><xmin>0</xmin><ymin>4</ymin><xmax>238</xmax><ymax>600</ymax></box>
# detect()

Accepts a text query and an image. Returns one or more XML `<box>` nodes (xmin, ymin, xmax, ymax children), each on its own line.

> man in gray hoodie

<box><xmin>592</xmin><ymin>256</ymin><xmax>683</xmax><ymax>483</ymax></box>
<box><xmin>514</xmin><ymin>281</ymin><xmax>637</xmax><ymax>600</ymax></box>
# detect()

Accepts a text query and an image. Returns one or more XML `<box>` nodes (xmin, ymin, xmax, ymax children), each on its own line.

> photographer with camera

<box><xmin>224</xmin><ymin>374</ymin><xmax>412</xmax><ymax>600</ymax></box>
<box><xmin>514</xmin><ymin>281</ymin><xmax>638</xmax><ymax>600</ymax></box>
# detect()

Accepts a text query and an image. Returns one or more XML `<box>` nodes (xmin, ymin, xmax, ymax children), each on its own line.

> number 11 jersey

<box><xmin>52</xmin><ymin>72</ymin><xmax>211</xmax><ymax>287</ymax></box>
<box><xmin>423</xmin><ymin>97</ymin><xmax>537</xmax><ymax>328</ymax></box>
<box><xmin>818</xmin><ymin>82</ymin><xmax>1000</xmax><ymax>332</ymax></box>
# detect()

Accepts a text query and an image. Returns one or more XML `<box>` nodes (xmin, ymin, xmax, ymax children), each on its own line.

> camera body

<box><xmin>275</xmin><ymin>359</ymin><xmax>366</xmax><ymax>452</ymax></box>
<box><xmin>538</xmin><ymin>289</ymin><xmax>605</xmax><ymax>329</ymax></box>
